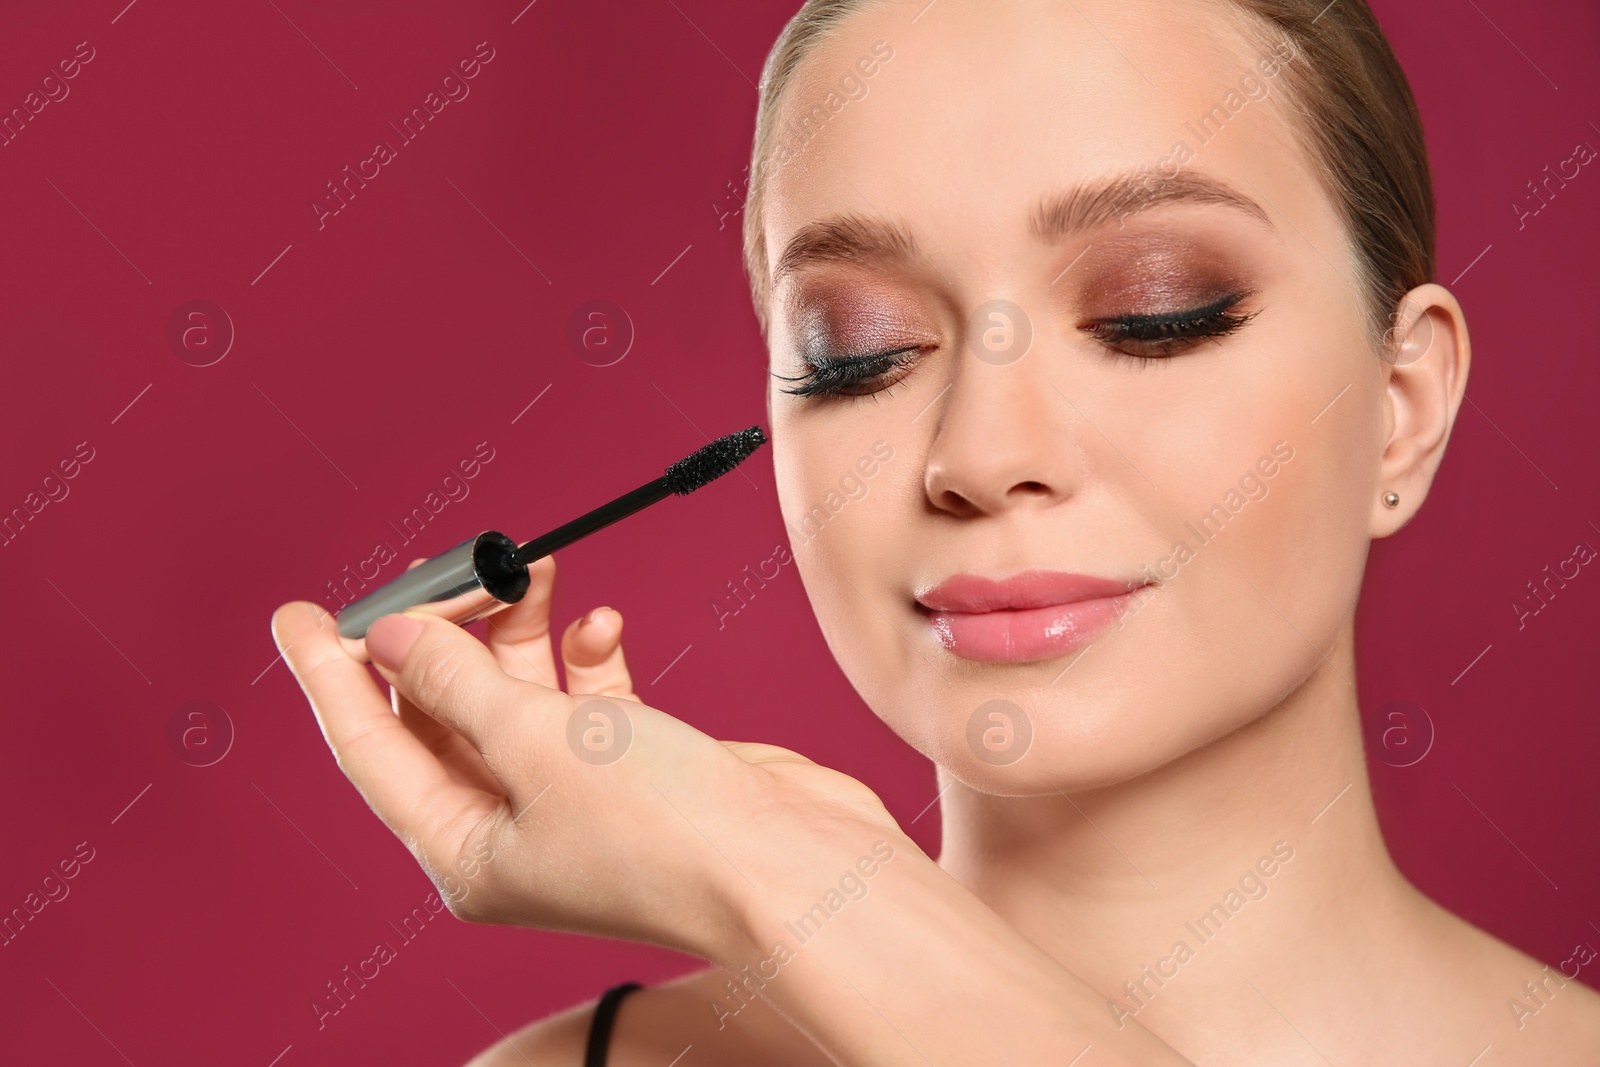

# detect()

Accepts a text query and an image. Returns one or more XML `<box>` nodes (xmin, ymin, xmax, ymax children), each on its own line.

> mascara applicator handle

<box><xmin>330</xmin><ymin>426</ymin><xmax>767</xmax><ymax>641</ymax></box>
<box><xmin>335</xmin><ymin>530</ymin><xmax>530</xmax><ymax>639</ymax></box>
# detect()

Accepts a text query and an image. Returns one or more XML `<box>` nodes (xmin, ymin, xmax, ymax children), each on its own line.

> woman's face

<box><xmin>763</xmin><ymin>0</ymin><xmax>1388</xmax><ymax>792</ymax></box>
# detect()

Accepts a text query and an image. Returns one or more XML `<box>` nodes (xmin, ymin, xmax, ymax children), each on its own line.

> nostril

<box><xmin>1020</xmin><ymin>480</ymin><xmax>1047</xmax><ymax>492</ymax></box>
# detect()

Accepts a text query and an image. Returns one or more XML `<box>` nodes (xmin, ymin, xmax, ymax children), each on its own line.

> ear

<box><xmin>1372</xmin><ymin>283</ymin><xmax>1470</xmax><ymax>537</ymax></box>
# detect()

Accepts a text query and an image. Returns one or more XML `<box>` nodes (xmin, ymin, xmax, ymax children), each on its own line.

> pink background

<box><xmin>1</xmin><ymin>0</ymin><xmax>1596</xmax><ymax>1062</ymax></box>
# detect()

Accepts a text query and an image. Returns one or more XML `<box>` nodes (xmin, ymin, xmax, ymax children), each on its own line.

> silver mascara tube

<box><xmin>335</xmin><ymin>530</ymin><xmax>527</xmax><ymax>639</ymax></box>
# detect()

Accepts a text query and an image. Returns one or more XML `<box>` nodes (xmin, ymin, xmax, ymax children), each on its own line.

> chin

<box><xmin>853</xmin><ymin>664</ymin><xmax>1214</xmax><ymax>795</ymax></box>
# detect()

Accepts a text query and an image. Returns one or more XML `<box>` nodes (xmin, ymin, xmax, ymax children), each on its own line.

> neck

<box><xmin>935</xmin><ymin>623</ymin><xmax>1427</xmax><ymax>1039</ymax></box>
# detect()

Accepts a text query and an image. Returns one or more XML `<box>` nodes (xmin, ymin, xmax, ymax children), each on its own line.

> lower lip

<box><xmin>923</xmin><ymin>591</ymin><xmax>1140</xmax><ymax>663</ymax></box>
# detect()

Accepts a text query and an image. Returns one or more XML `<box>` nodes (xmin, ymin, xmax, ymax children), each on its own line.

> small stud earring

<box><xmin>1382</xmin><ymin>491</ymin><xmax>1400</xmax><ymax>509</ymax></box>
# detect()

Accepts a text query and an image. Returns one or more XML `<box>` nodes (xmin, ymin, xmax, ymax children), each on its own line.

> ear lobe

<box><xmin>1372</xmin><ymin>284</ymin><xmax>1471</xmax><ymax>538</ymax></box>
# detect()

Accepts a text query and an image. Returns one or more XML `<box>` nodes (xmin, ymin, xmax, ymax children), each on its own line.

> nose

<box><xmin>922</xmin><ymin>334</ymin><xmax>1084</xmax><ymax>518</ymax></box>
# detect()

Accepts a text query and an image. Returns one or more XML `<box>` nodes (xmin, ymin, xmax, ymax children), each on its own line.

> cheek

<box><xmin>772</xmin><ymin>418</ymin><xmax>891</xmax><ymax>604</ymax></box>
<box><xmin>1052</xmin><ymin>320</ymin><xmax>1373</xmax><ymax>719</ymax></box>
<box><xmin>1125</xmin><ymin>329</ymin><xmax>1379</xmax><ymax>685</ymax></box>
<box><xmin>774</xmin><ymin>432</ymin><xmax>933</xmax><ymax>731</ymax></box>
<box><xmin>1108</xmin><ymin>302</ymin><xmax>1371</xmax><ymax>550</ymax></box>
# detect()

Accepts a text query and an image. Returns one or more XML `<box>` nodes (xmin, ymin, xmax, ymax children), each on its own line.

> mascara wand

<box><xmin>335</xmin><ymin>425</ymin><xmax>767</xmax><ymax>639</ymax></box>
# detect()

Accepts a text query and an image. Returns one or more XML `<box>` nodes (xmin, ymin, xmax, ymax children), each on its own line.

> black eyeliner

<box><xmin>1083</xmin><ymin>291</ymin><xmax>1258</xmax><ymax>350</ymax></box>
<box><xmin>782</xmin><ymin>290</ymin><xmax>1259</xmax><ymax>400</ymax></box>
<box><xmin>1091</xmin><ymin>290</ymin><xmax>1248</xmax><ymax>330</ymax></box>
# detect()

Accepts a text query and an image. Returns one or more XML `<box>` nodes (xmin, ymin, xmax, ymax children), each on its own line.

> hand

<box><xmin>270</xmin><ymin>554</ymin><xmax>905</xmax><ymax>963</ymax></box>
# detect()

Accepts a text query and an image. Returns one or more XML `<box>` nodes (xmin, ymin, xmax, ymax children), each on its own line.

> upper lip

<box><xmin>915</xmin><ymin>569</ymin><xmax>1143</xmax><ymax>613</ymax></box>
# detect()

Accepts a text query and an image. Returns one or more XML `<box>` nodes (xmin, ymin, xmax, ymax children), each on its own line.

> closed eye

<box><xmin>1080</xmin><ymin>292</ymin><xmax>1259</xmax><ymax>361</ymax></box>
<box><xmin>775</xmin><ymin>291</ymin><xmax>1258</xmax><ymax>399</ymax></box>
<box><xmin>775</xmin><ymin>345</ymin><xmax>928</xmax><ymax>399</ymax></box>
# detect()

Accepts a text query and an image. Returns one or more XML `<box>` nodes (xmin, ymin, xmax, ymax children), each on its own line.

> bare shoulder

<box><xmin>461</xmin><ymin>966</ymin><xmax>834</xmax><ymax>1067</ymax></box>
<box><xmin>461</xmin><ymin>992</ymin><xmax>591</xmax><ymax>1067</ymax></box>
<box><xmin>1419</xmin><ymin>901</ymin><xmax>1600</xmax><ymax>1062</ymax></box>
<box><xmin>1474</xmin><ymin>933</ymin><xmax>1600</xmax><ymax>1060</ymax></box>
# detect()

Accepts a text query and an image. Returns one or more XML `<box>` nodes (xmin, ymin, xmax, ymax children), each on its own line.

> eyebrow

<box><xmin>1031</xmin><ymin>171</ymin><xmax>1273</xmax><ymax>242</ymax></box>
<box><xmin>771</xmin><ymin>171</ymin><xmax>1273</xmax><ymax>284</ymax></box>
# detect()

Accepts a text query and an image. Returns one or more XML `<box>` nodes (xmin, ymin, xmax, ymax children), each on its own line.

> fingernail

<box><xmin>367</xmin><ymin>613</ymin><xmax>424</xmax><ymax>670</ymax></box>
<box><xmin>579</xmin><ymin>606</ymin><xmax>613</xmax><ymax>628</ymax></box>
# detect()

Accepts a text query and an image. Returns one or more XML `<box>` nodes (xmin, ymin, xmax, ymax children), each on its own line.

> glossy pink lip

<box><xmin>916</xmin><ymin>570</ymin><xmax>1146</xmax><ymax>663</ymax></box>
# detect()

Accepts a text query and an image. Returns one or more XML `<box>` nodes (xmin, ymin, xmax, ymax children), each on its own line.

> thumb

<box><xmin>366</xmin><ymin>611</ymin><xmax>559</xmax><ymax>757</ymax></box>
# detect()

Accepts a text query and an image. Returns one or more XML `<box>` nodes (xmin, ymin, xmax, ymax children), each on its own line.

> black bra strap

<box><xmin>583</xmin><ymin>982</ymin><xmax>643</xmax><ymax>1067</ymax></box>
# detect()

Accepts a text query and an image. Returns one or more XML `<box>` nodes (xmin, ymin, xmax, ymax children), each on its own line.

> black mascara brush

<box><xmin>336</xmin><ymin>426</ymin><xmax>767</xmax><ymax>639</ymax></box>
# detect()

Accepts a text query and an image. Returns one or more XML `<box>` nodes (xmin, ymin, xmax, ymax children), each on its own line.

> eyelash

<box><xmin>1080</xmin><ymin>292</ymin><xmax>1257</xmax><ymax>363</ymax></box>
<box><xmin>778</xmin><ymin>293</ymin><xmax>1258</xmax><ymax>399</ymax></box>
<box><xmin>775</xmin><ymin>345</ymin><xmax>926</xmax><ymax>399</ymax></box>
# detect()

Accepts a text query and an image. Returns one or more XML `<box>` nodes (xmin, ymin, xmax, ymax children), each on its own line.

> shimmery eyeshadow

<box><xmin>788</xmin><ymin>282</ymin><xmax>934</xmax><ymax>358</ymax></box>
<box><xmin>1070</xmin><ymin>231</ymin><xmax>1260</xmax><ymax>314</ymax></box>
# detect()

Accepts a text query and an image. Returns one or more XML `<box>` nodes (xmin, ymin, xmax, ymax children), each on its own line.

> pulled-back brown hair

<box><xmin>742</xmin><ymin>0</ymin><xmax>1435</xmax><ymax>349</ymax></box>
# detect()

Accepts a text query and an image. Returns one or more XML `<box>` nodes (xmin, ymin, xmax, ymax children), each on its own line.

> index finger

<box><xmin>271</xmin><ymin>600</ymin><xmax>497</xmax><ymax>852</ymax></box>
<box><xmin>363</xmin><ymin>609</ymin><xmax>571</xmax><ymax>770</ymax></box>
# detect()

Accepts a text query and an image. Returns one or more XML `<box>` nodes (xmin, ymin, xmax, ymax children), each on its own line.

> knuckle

<box><xmin>409</xmin><ymin>642</ymin><xmax>470</xmax><ymax>709</ymax></box>
<box><xmin>446</xmin><ymin>891</ymin><xmax>504</xmax><ymax>926</ymax></box>
<box><xmin>441</xmin><ymin>890</ymin><xmax>483</xmax><ymax>922</ymax></box>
